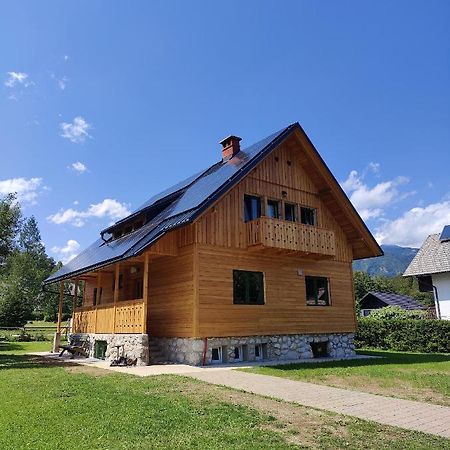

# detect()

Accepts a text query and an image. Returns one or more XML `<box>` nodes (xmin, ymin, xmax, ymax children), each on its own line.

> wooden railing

<box><xmin>73</xmin><ymin>299</ymin><xmax>144</xmax><ymax>334</ymax></box>
<box><xmin>246</xmin><ymin>217</ymin><xmax>336</xmax><ymax>258</ymax></box>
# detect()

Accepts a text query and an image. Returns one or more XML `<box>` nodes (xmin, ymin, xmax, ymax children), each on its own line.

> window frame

<box><xmin>211</xmin><ymin>347</ymin><xmax>223</xmax><ymax>364</ymax></box>
<box><xmin>305</xmin><ymin>276</ymin><xmax>331</xmax><ymax>306</ymax></box>
<box><xmin>266</xmin><ymin>198</ymin><xmax>280</xmax><ymax>219</ymax></box>
<box><xmin>233</xmin><ymin>269</ymin><xmax>265</xmax><ymax>305</ymax></box>
<box><xmin>243</xmin><ymin>194</ymin><xmax>262</xmax><ymax>223</ymax></box>
<box><xmin>284</xmin><ymin>202</ymin><xmax>296</xmax><ymax>222</ymax></box>
<box><xmin>300</xmin><ymin>206</ymin><xmax>317</xmax><ymax>226</ymax></box>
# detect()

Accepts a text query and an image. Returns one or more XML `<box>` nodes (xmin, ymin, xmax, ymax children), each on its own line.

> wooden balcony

<box><xmin>246</xmin><ymin>217</ymin><xmax>336</xmax><ymax>258</ymax></box>
<box><xmin>73</xmin><ymin>298</ymin><xmax>145</xmax><ymax>334</ymax></box>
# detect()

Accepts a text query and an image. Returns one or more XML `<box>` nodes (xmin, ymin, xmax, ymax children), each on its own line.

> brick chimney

<box><xmin>220</xmin><ymin>135</ymin><xmax>242</xmax><ymax>160</ymax></box>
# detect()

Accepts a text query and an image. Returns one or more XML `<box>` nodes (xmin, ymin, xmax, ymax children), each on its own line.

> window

<box><xmin>134</xmin><ymin>278</ymin><xmax>143</xmax><ymax>299</ymax></box>
<box><xmin>300</xmin><ymin>207</ymin><xmax>316</xmax><ymax>226</ymax></box>
<box><xmin>93</xmin><ymin>287</ymin><xmax>103</xmax><ymax>306</ymax></box>
<box><xmin>233</xmin><ymin>346</ymin><xmax>243</xmax><ymax>361</ymax></box>
<box><xmin>233</xmin><ymin>270</ymin><xmax>265</xmax><ymax>305</ymax></box>
<box><xmin>211</xmin><ymin>347</ymin><xmax>223</xmax><ymax>364</ymax></box>
<box><xmin>284</xmin><ymin>203</ymin><xmax>296</xmax><ymax>222</ymax></box>
<box><xmin>267</xmin><ymin>199</ymin><xmax>280</xmax><ymax>219</ymax></box>
<box><xmin>244</xmin><ymin>195</ymin><xmax>261</xmax><ymax>222</ymax></box>
<box><xmin>305</xmin><ymin>276</ymin><xmax>330</xmax><ymax>306</ymax></box>
<box><xmin>255</xmin><ymin>344</ymin><xmax>263</xmax><ymax>360</ymax></box>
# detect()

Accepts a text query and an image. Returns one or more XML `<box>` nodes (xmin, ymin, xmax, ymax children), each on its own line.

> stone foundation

<box><xmin>151</xmin><ymin>333</ymin><xmax>355</xmax><ymax>366</ymax></box>
<box><xmin>70</xmin><ymin>333</ymin><xmax>149</xmax><ymax>366</ymax></box>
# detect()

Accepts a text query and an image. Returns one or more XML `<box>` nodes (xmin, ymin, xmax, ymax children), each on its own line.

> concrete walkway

<box><xmin>186</xmin><ymin>370</ymin><xmax>450</xmax><ymax>439</ymax></box>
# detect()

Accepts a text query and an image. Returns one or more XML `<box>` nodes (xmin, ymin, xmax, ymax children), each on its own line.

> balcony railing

<box><xmin>73</xmin><ymin>298</ymin><xmax>144</xmax><ymax>334</ymax></box>
<box><xmin>246</xmin><ymin>217</ymin><xmax>336</xmax><ymax>258</ymax></box>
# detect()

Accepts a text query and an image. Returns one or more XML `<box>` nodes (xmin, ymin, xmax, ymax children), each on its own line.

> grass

<box><xmin>244</xmin><ymin>349</ymin><xmax>450</xmax><ymax>406</ymax></box>
<box><xmin>0</xmin><ymin>342</ymin><xmax>448</xmax><ymax>449</ymax></box>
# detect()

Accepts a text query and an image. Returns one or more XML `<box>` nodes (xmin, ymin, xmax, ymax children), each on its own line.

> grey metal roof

<box><xmin>44</xmin><ymin>124</ymin><xmax>295</xmax><ymax>284</ymax></box>
<box><xmin>404</xmin><ymin>232</ymin><xmax>450</xmax><ymax>277</ymax></box>
<box><xmin>362</xmin><ymin>291</ymin><xmax>425</xmax><ymax>310</ymax></box>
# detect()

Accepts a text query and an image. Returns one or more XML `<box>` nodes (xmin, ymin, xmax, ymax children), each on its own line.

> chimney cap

<box><xmin>219</xmin><ymin>135</ymin><xmax>242</xmax><ymax>147</ymax></box>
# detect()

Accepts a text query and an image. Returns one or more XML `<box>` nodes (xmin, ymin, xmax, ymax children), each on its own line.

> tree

<box><xmin>0</xmin><ymin>193</ymin><xmax>21</xmax><ymax>266</ymax></box>
<box><xmin>0</xmin><ymin>203</ymin><xmax>58</xmax><ymax>326</ymax></box>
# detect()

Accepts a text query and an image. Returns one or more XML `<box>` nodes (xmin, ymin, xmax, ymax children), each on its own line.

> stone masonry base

<box><xmin>70</xmin><ymin>333</ymin><xmax>149</xmax><ymax>366</ymax></box>
<box><xmin>151</xmin><ymin>333</ymin><xmax>355</xmax><ymax>366</ymax></box>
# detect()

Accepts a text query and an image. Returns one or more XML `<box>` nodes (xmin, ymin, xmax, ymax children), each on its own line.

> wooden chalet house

<box><xmin>44</xmin><ymin>123</ymin><xmax>382</xmax><ymax>365</ymax></box>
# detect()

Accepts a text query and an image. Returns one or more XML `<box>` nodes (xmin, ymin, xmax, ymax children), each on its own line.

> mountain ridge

<box><xmin>353</xmin><ymin>244</ymin><xmax>418</xmax><ymax>277</ymax></box>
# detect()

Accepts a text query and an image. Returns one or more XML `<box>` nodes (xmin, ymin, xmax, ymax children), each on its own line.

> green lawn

<box><xmin>245</xmin><ymin>350</ymin><xmax>450</xmax><ymax>406</ymax></box>
<box><xmin>0</xmin><ymin>343</ymin><xmax>448</xmax><ymax>449</ymax></box>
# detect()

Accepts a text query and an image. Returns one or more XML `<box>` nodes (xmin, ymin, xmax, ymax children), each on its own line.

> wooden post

<box><xmin>57</xmin><ymin>280</ymin><xmax>64</xmax><ymax>333</ymax></box>
<box><xmin>72</xmin><ymin>279</ymin><xmax>78</xmax><ymax>334</ymax></box>
<box><xmin>52</xmin><ymin>281</ymin><xmax>64</xmax><ymax>352</ymax></box>
<box><xmin>142</xmin><ymin>253</ymin><xmax>149</xmax><ymax>334</ymax></box>
<box><xmin>113</xmin><ymin>263</ymin><xmax>120</xmax><ymax>333</ymax></box>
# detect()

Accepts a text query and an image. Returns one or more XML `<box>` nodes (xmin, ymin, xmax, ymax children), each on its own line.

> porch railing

<box><xmin>72</xmin><ymin>298</ymin><xmax>144</xmax><ymax>334</ymax></box>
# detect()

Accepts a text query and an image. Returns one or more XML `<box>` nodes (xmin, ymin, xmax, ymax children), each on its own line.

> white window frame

<box><xmin>211</xmin><ymin>346</ymin><xmax>223</xmax><ymax>364</ymax></box>
<box><xmin>233</xmin><ymin>345</ymin><xmax>243</xmax><ymax>362</ymax></box>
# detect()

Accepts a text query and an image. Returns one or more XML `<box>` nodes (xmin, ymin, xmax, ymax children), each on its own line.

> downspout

<box><xmin>202</xmin><ymin>338</ymin><xmax>208</xmax><ymax>366</ymax></box>
<box><xmin>432</xmin><ymin>285</ymin><xmax>442</xmax><ymax>320</ymax></box>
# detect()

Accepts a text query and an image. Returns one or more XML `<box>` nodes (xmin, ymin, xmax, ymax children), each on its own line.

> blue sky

<box><xmin>1</xmin><ymin>1</ymin><xmax>449</xmax><ymax>262</ymax></box>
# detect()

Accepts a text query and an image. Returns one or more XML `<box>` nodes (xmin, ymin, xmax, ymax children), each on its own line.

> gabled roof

<box><xmin>404</xmin><ymin>232</ymin><xmax>450</xmax><ymax>277</ymax></box>
<box><xmin>361</xmin><ymin>291</ymin><xmax>425</xmax><ymax>310</ymax></box>
<box><xmin>45</xmin><ymin>122</ymin><xmax>382</xmax><ymax>285</ymax></box>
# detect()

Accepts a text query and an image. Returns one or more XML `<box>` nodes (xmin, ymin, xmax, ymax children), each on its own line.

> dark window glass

<box><xmin>233</xmin><ymin>270</ymin><xmax>265</xmax><ymax>305</ymax></box>
<box><xmin>93</xmin><ymin>288</ymin><xmax>97</xmax><ymax>306</ymax></box>
<box><xmin>305</xmin><ymin>276</ymin><xmax>330</xmax><ymax>306</ymax></box>
<box><xmin>267</xmin><ymin>200</ymin><xmax>280</xmax><ymax>219</ymax></box>
<box><xmin>244</xmin><ymin>195</ymin><xmax>261</xmax><ymax>222</ymax></box>
<box><xmin>301</xmin><ymin>207</ymin><xmax>316</xmax><ymax>225</ymax></box>
<box><xmin>285</xmin><ymin>203</ymin><xmax>296</xmax><ymax>222</ymax></box>
<box><xmin>134</xmin><ymin>278</ymin><xmax>143</xmax><ymax>298</ymax></box>
<box><xmin>254</xmin><ymin>345</ymin><xmax>261</xmax><ymax>358</ymax></box>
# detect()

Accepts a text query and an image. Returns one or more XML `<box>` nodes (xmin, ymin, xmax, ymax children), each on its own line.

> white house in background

<box><xmin>404</xmin><ymin>225</ymin><xmax>450</xmax><ymax>320</ymax></box>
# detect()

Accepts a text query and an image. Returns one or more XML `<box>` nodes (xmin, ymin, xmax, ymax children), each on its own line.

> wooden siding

<box><xmin>147</xmin><ymin>245</ymin><xmax>194</xmax><ymax>337</ymax></box>
<box><xmin>196</xmin><ymin>245</ymin><xmax>356</xmax><ymax>337</ymax></box>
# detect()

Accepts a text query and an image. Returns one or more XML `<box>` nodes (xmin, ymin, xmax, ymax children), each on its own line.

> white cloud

<box><xmin>51</xmin><ymin>239</ymin><xmax>80</xmax><ymax>264</ymax></box>
<box><xmin>63</xmin><ymin>55</ymin><xmax>69</xmax><ymax>62</ymax></box>
<box><xmin>57</xmin><ymin>77</ymin><xmax>68</xmax><ymax>90</ymax></box>
<box><xmin>70</xmin><ymin>161</ymin><xmax>88</xmax><ymax>174</ymax></box>
<box><xmin>48</xmin><ymin>199</ymin><xmax>130</xmax><ymax>227</ymax></box>
<box><xmin>375</xmin><ymin>200</ymin><xmax>450</xmax><ymax>248</ymax></box>
<box><xmin>60</xmin><ymin>116</ymin><xmax>92</xmax><ymax>143</ymax></box>
<box><xmin>341</xmin><ymin>166</ymin><xmax>412</xmax><ymax>221</ymax></box>
<box><xmin>4</xmin><ymin>71</ymin><xmax>33</xmax><ymax>88</ymax></box>
<box><xmin>0</xmin><ymin>177</ymin><xmax>44</xmax><ymax>204</ymax></box>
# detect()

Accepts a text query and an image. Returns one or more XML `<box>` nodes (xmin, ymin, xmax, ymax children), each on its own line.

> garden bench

<box><xmin>59</xmin><ymin>339</ymin><xmax>90</xmax><ymax>358</ymax></box>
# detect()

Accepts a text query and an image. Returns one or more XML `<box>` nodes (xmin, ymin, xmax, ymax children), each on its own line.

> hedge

<box><xmin>355</xmin><ymin>318</ymin><xmax>450</xmax><ymax>353</ymax></box>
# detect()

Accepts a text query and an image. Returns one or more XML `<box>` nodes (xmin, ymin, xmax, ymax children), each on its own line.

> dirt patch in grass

<box><xmin>304</xmin><ymin>374</ymin><xmax>450</xmax><ymax>407</ymax></box>
<box><xmin>65</xmin><ymin>364</ymin><xmax>112</xmax><ymax>377</ymax></box>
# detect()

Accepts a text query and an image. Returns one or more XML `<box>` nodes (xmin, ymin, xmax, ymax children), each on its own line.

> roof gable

<box><xmin>404</xmin><ymin>233</ymin><xmax>450</xmax><ymax>277</ymax></box>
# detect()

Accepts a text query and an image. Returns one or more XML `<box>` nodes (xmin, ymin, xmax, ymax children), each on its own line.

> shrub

<box><xmin>355</xmin><ymin>318</ymin><xmax>450</xmax><ymax>353</ymax></box>
<box><xmin>368</xmin><ymin>306</ymin><xmax>425</xmax><ymax>320</ymax></box>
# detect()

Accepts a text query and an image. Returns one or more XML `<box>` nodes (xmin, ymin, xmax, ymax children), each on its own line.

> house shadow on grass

<box><xmin>263</xmin><ymin>350</ymin><xmax>450</xmax><ymax>373</ymax></box>
<box><xmin>0</xmin><ymin>342</ymin><xmax>69</xmax><ymax>371</ymax></box>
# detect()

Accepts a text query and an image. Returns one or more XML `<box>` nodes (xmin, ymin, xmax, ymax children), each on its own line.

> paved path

<box><xmin>185</xmin><ymin>370</ymin><xmax>450</xmax><ymax>438</ymax></box>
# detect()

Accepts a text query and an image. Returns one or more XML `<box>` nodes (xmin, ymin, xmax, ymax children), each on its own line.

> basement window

<box><xmin>211</xmin><ymin>347</ymin><xmax>223</xmax><ymax>364</ymax></box>
<box><xmin>300</xmin><ymin>207</ymin><xmax>316</xmax><ymax>226</ymax></box>
<box><xmin>244</xmin><ymin>195</ymin><xmax>261</xmax><ymax>222</ymax></box>
<box><xmin>305</xmin><ymin>276</ymin><xmax>330</xmax><ymax>306</ymax></box>
<box><xmin>233</xmin><ymin>346</ymin><xmax>243</xmax><ymax>362</ymax></box>
<box><xmin>255</xmin><ymin>344</ymin><xmax>265</xmax><ymax>360</ymax></box>
<box><xmin>233</xmin><ymin>270</ymin><xmax>265</xmax><ymax>305</ymax></box>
